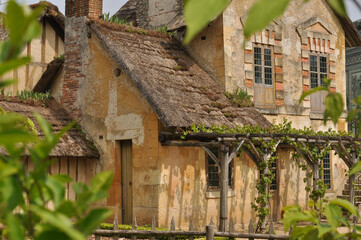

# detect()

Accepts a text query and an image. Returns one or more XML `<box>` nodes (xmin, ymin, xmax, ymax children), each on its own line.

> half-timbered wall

<box><xmin>1</xmin><ymin>20</ymin><xmax>64</xmax><ymax>95</ymax></box>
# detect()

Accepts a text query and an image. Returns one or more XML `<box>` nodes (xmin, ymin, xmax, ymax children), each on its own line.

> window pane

<box><xmin>310</xmin><ymin>55</ymin><xmax>318</xmax><ymax>72</ymax></box>
<box><xmin>255</xmin><ymin>66</ymin><xmax>262</xmax><ymax>84</ymax></box>
<box><xmin>207</xmin><ymin>148</ymin><xmax>219</xmax><ymax>187</ymax></box>
<box><xmin>311</xmin><ymin>73</ymin><xmax>318</xmax><ymax>88</ymax></box>
<box><xmin>264</xmin><ymin>49</ymin><xmax>272</xmax><ymax>66</ymax></box>
<box><xmin>265</xmin><ymin>67</ymin><xmax>272</xmax><ymax>85</ymax></box>
<box><xmin>254</xmin><ymin>47</ymin><xmax>262</xmax><ymax>65</ymax></box>
<box><xmin>323</xmin><ymin>153</ymin><xmax>331</xmax><ymax>189</ymax></box>
<box><xmin>321</xmin><ymin>74</ymin><xmax>327</xmax><ymax>86</ymax></box>
<box><xmin>320</xmin><ymin>57</ymin><xmax>327</xmax><ymax>73</ymax></box>
<box><xmin>270</xmin><ymin>160</ymin><xmax>277</xmax><ymax>190</ymax></box>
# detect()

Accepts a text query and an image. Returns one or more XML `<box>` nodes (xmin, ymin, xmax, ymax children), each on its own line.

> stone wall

<box><xmin>136</xmin><ymin>0</ymin><xmax>182</xmax><ymax>29</ymax></box>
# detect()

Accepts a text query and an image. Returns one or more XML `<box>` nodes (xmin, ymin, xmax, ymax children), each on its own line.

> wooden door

<box><xmin>254</xmin><ymin>46</ymin><xmax>275</xmax><ymax>108</ymax></box>
<box><xmin>121</xmin><ymin>140</ymin><xmax>133</xmax><ymax>224</ymax></box>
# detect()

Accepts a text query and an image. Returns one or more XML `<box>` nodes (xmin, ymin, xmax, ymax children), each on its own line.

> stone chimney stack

<box><xmin>136</xmin><ymin>0</ymin><xmax>183</xmax><ymax>29</ymax></box>
<box><xmin>65</xmin><ymin>0</ymin><xmax>103</xmax><ymax>19</ymax></box>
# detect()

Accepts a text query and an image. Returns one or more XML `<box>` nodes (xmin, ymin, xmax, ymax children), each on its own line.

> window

<box><xmin>253</xmin><ymin>46</ymin><xmax>275</xmax><ymax>107</ymax></box>
<box><xmin>269</xmin><ymin>159</ymin><xmax>277</xmax><ymax>191</ymax></box>
<box><xmin>310</xmin><ymin>55</ymin><xmax>328</xmax><ymax>89</ymax></box>
<box><xmin>206</xmin><ymin>147</ymin><xmax>233</xmax><ymax>189</ymax></box>
<box><xmin>309</xmin><ymin>54</ymin><xmax>328</xmax><ymax>113</ymax></box>
<box><xmin>259</xmin><ymin>154</ymin><xmax>278</xmax><ymax>191</ymax></box>
<box><xmin>322</xmin><ymin>153</ymin><xmax>331</xmax><ymax>189</ymax></box>
<box><xmin>254</xmin><ymin>47</ymin><xmax>273</xmax><ymax>86</ymax></box>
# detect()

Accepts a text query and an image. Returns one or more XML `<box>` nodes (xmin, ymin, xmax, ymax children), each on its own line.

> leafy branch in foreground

<box><xmin>299</xmin><ymin>78</ymin><xmax>344</xmax><ymax>125</ymax></box>
<box><xmin>0</xmin><ymin>1</ymin><xmax>114</xmax><ymax>239</ymax></box>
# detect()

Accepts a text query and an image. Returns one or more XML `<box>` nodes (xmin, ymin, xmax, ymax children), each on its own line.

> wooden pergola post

<box><xmin>313</xmin><ymin>160</ymin><xmax>320</xmax><ymax>193</ymax></box>
<box><xmin>219</xmin><ymin>143</ymin><xmax>229</xmax><ymax>232</ymax></box>
<box><xmin>349</xmin><ymin>149</ymin><xmax>357</xmax><ymax>205</ymax></box>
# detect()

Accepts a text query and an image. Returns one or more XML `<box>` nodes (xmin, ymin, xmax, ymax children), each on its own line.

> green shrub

<box><xmin>100</xmin><ymin>224</ymin><xmax>205</xmax><ymax>240</ymax></box>
<box><xmin>225</xmin><ymin>88</ymin><xmax>254</xmax><ymax>107</ymax></box>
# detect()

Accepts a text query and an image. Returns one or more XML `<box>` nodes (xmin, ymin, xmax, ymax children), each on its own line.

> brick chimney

<box><xmin>62</xmin><ymin>0</ymin><xmax>102</xmax><ymax>119</ymax></box>
<box><xmin>65</xmin><ymin>0</ymin><xmax>103</xmax><ymax>19</ymax></box>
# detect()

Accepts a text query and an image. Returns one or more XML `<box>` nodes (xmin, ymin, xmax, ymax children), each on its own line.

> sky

<box><xmin>0</xmin><ymin>0</ymin><xmax>360</xmax><ymax>20</ymax></box>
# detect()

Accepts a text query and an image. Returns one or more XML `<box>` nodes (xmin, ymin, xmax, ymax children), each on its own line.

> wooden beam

<box><xmin>203</xmin><ymin>146</ymin><xmax>220</xmax><ymax>166</ymax></box>
<box><xmin>219</xmin><ymin>144</ymin><xmax>229</xmax><ymax>232</ymax></box>
<box><xmin>332</xmin><ymin>145</ymin><xmax>352</xmax><ymax>167</ymax></box>
<box><xmin>339</xmin><ymin>142</ymin><xmax>352</xmax><ymax>162</ymax></box>
<box><xmin>295</xmin><ymin>147</ymin><xmax>314</xmax><ymax>168</ymax></box>
<box><xmin>242</xmin><ymin>147</ymin><xmax>260</xmax><ymax>167</ymax></box>
<box><xmin>227</xmin><ymin>140</ymin><xmax>245</xmax><ymax>164</ymax></box>
<box><xmin>161</xmin><ymin>141</ymin><xmax>219</xmax><ymax>147</ymax></box>
<box><xmin>246</xmin><ymin>140</ymin><xmax>262</xmax><ymax>162</ymax></box>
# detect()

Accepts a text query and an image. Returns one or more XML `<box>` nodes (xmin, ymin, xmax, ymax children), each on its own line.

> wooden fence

<box><xmin>93</xmin><ymin>215</ymin><xmax>290</xmax><ymax>240</ymax></box>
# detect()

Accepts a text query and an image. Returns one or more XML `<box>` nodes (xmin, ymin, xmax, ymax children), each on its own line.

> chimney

<box><xmin>65</xmin><ymin>0</ymin><xmax>103</xmax><ymax>19</ymax></box>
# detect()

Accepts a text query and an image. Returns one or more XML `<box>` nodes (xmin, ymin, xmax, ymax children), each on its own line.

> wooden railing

<box><xmin>93</xmin><ymin>215</ymin><xmax>290</xmax><ymax>240</ymax></box>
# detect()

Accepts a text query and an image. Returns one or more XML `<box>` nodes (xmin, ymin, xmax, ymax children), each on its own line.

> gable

<box><xmin>307</xmin><ymin>22</ymin><xmax>332</xmax><ymax>35</ymax></box>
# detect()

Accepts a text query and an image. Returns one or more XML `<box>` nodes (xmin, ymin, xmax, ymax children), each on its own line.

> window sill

<box><xmin>309</xmin><ymin>112</ymin><xmax>324</xmax><ymax>120</ymax></box>
<box><xmin>205</xmin><ymin>189</ymin><xmax>235</xmax><ymax>199</ymax></box>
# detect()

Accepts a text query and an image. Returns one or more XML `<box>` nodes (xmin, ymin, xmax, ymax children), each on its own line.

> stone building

<box><xmin>1</xmin><ymin>2</ymin><xmax>65</xmax><ymax>95</ymax></box>
<box><xmin>46</xmin><ymin>0</ymin><xmax>361</xmax><ymax>231</ymax></box>
<box><xmin>346</xmin><ymin>20</ymin><xmax>361</xmax><ymax>133</ymax></box>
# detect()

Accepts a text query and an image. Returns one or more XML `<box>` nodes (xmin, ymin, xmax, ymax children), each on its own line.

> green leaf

<box><xmin>6</xmin><ymin>214</ymin><xmax>25</xmax><ymax>240</ymax></box>
<box><xmin>324</xmin><ymin>203</ymin><xmax>342</xmax><ymax>230</ymax></box>
<box><xmin>34</xmin><ymin>112</ymin><xmax>52</xmax><ymax>140</ymax></box>
<box><xmin>0</xmin><ymin>176</ymin><xmax>24</xmax><ymax>212</ymax></box>
<box><xmin>0</xmin><ymin>57</ymin><xmax>31</xmax><ymax>76</ymax></box>
<box><xmin>327</xmin><ymin>0</ymin><xmax>347</xmax><ymax>17</ymax></box>
<box><xmin>244</xmin><ymin>0</ymin><xmax>291</xmax><ymax>38</ymax></box>
<box><xmin>76</xmin><ymin>208</ymin><xmax>112</xmax><ymax>235</ymax></box>
<box><xmin>30</xmin><ymin>205</ymin><xmax>84</xmax><ymax>240</ymax></box>
<box><xmin>330</xmin><ymin>198</ymin><xmax>360</xmax><ymax>217</ymax></box>
<box><xmin>324</xmin><ymin>93</ymin><xmax>344</xmax><ymax>125</ymax></box>
<box><xmin>282</xmin><ymin>205</ymin><xmax>315</xmax><ymax>231</ymax></box>
<box><xmin>299</xmin><ymin>86</ymin><xmax>328</xmax><ymax>104</ymax></box>
<box><xmin>347</xmin><ymin>109</ymin><xmax>358</xmax><ymax>122</ymax></box>
<box><xmin>350</xmin><ymin>162</ymin><xmax>361</xmax><ymax>176</ymax></box>
<box><xmin>0</xmin><ymin>128</ymin><xmax>37</xmax><ymax>146</ymax></box>
<box><xmin>90</xmin><ymin>171</ymin><xmax>114</xmax><ymax>192</ymax></box>
<box><xmin>184</xmin><ymin>0</ymin><xmax>230</xmax><ymax>44</ymax></box>
<box><xmin>0</xmin><ymin>161</ymin><xmax>18</xmax><ymax>178</ymax></box>
<box><xmin>45</xmin><ymin>176</ymin><xmax>66</xmax><ymax>208</ymax></box>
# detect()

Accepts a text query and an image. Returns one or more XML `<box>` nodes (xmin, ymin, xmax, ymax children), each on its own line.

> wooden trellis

<box><xmin>159</xmin><ymin>132</ymin><xmax>361</xmax><ymax>231</ymax></box>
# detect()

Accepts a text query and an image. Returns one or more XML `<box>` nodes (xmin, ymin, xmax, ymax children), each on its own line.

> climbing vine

<box><xmin>182</xmin><ymin>119</ymin><xmax>354</xmax><ymax>232</ymax></box>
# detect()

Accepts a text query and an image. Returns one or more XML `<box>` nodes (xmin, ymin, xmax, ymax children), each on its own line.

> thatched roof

<box><xmin>33</xmin><ymin>58</ymin><xmax>64</xmax><ymax>93</ymax></box>
<box><xmin>113</xmin><ymin>0</ymin><xmax>137</xmax><ymax>24</ymax></box>
<box><xmin>30</xmin><ymin>1</ymin><xmax>65</xmax><ymax>40</ymax></box>
<box><xmin>90</xmin><ymin>21</ymin><xmax>271</xmax><ymax>129</ymax></box>
<box><xmin>0</xmin><ymin>98</ymin><xmax>99</xmax><ymax>158</ymax></box>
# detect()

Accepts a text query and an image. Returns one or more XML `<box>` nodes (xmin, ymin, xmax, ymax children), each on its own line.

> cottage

<box><xmin>0</xmin><ymin>97</ymin><xmax>99</xmax><ymax>200</ymax></box>
<box><xmin>47</xmin><ymin>0</ymin><xmax>361</xmax><ymax>231</ymax></box>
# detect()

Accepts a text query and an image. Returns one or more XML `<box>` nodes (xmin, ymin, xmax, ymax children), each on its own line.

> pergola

<box><xmin>159</xmin><ymin>131</ymin><xmax>361</xmax><ymax>232</ymax></box>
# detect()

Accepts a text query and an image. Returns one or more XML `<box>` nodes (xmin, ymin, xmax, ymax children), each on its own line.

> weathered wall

<box><xmin>2</xmin><ymin>20</ymin><xmax>64</xmax><ymax>95</ymax></box>
<box><xmin>136</xmin><ymin>0</ymin><xmax>183</xmax><ymax>29</ymax></box>
<box><xmin>186</xmin><ymin>17</ymin><xmax>225</xmax><ymax>86</ymax></box>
